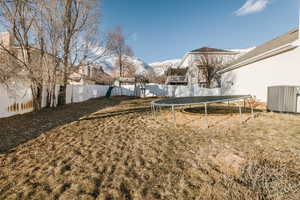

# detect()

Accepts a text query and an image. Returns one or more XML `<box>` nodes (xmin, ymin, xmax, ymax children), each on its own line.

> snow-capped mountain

<box><xmin>97</xmin><ymin>55</ymin><xmax>152</xmax><ymax>75</ymax></box>
<box><xmin>96</xmin><ymin>47</ymin><xmax>254</xmax><ymax>77</ymax></box>
<box><xmin>149</xmin><ymin>59</ymin><xmax>181</xmax><ymax>75</ymax></box>
<box><xmin>229</xmin><ymin>47</ymin><xmax>256</xmax><ymax>57</ymax></box>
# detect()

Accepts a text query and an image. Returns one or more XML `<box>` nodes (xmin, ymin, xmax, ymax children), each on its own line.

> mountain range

<box><xmin>98</xmin><ymin>47</ymin><xmax>255</xmax><ymax>76</ymax></box>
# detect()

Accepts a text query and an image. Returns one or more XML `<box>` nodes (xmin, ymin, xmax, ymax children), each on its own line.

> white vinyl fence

<box><xmin>145</xmin><ymin>84</ymin><xmax>221</xmax><ymax>97</ymax></box>
<box><xmin>0</xmin><ymin>83</ymin><xmax>220</xmax><ymax>118</ymax></box>
<box><xmin>65</xmin><ymin>85</ymin><xmax>137</xmax><ymax>104</ymax></box>
<box><xmin>0</xmin><ymin>82</ymin><xmax>34</xmax><ymax>118</ymax></box>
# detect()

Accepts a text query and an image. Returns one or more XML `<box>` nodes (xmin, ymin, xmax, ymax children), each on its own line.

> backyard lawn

<box><xmin>0</xmin><ymin>97</ymin><xmax>299</xmax><ymax>200</ymax></box>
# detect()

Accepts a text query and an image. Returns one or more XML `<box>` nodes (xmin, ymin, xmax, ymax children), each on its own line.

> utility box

<box><xmin>267</xmin><ymin>86</ymin><xmax>300</xmax><ymax>113</ymax></box>
<box><xmin>297</xmin><ymin>95</ymin><xmax>300</xmax><ymax>113</ymax></box>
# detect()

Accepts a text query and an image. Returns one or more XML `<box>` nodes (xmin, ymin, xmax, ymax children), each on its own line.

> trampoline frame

<box><xmin>150</xmin><ymin>95</ymin><xmax>253</xmax><ymax>128</ymax></box>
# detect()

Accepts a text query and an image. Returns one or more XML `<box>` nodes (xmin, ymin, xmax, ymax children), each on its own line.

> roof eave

<box><xmin>178</xmin><ymin>51</ymin><xmax>239</xmax><ymax>68</ymax></box>
<box><xmin>189</xmin><ymin>51</ymin><xmax>238</xmax><ymax>55</ymax></box>
<box><xmin>177</xmin><ymin>53</ymin><xmax>189</xmax><ymax>68</ymax></box>
<box><xmin>218</xmin><ymin>42</ymin><xmax>298</xmax><ymax>74</ymax></box>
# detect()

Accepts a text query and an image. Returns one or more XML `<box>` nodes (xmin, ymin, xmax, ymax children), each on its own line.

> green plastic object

<box><xmin>105</xmin><ymin>86</ymin><xmax>115</xmax><ymax>98</ymax></box>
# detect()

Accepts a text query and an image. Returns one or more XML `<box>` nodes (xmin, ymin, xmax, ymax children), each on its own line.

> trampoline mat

<box><xmin>151</xmin><ymin>95</ymin><xmax>252</xmax><ymax>106</ymax></box>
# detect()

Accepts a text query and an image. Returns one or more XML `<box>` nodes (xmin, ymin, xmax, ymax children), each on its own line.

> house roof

<box><xmin>221</xmin><ymin>28</ymin><xmax>299</xmax><ymax>73</ymax></box>
<box><xmin>190</xmin><ymin>47</ymin><xmax>236</xmax><ymax>54</ymax></box>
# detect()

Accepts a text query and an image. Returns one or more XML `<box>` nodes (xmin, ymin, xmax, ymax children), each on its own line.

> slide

<box><xmin>105</xmin><ymin>86</ymin><xmax>115</xmax><ymax>98</ymax></box>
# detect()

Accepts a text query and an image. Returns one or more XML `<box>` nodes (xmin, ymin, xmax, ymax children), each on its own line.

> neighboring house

<box><xmin>165</xmin><ymin>68</ymin><xmax>188</xmax><ymax>85</ymax></box>
<box><xmin>0</xmin><ymin>32</ymin><xmax>64</xmax><ymax>85</ymax></box>
<box><xmin>177</xmin><ymin>47</ymin><xmax>239</xmax><ymax>88</ymax></box>
<box><xmin>219</xmin><ymin>27</ymin><xmax>300</xmax><ymax>101</ymax></box>
<box><xmin>69</xmin><ymin>64</ymin><xmax>112</xmax><ymax>85</ymax></box>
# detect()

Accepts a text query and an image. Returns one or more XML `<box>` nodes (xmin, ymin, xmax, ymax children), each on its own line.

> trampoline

<box><xmin>150</xmin><ymin>95</ymin><xmax>253</xmax><ymax>127</ymax></box>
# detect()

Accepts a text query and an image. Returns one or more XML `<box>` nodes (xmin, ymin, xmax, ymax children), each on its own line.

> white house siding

<box><xmin>221</xmin><ymin>47</ymin><xmax>300</xmax><ymax>102</ymax></box>
<box><xmin>145</xmin><ymin>84</ymin><xmax>221</xmax><ymax>97</ymax></box>
<box><xmin>180</xmin><ymin>54</ymin><xmax>191</xmax><ymax>68</ymax></box>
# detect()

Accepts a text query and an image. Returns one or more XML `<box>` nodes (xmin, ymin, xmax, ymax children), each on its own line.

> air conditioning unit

<box><xmin>267</xmin><ymin>86</ymin><xmax>300</xmax><ymax>113</ymax></box>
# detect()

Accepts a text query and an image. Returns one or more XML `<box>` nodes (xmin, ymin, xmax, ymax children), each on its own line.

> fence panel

<box><xmin>0</xmin><ymin>82</ymin><xmax>33</xmax><ymax>118</ymax></box>
<box><xmin>1</xmin><ymin>83</ymin><xmax>221</xmax><ymax>118</ymax></box>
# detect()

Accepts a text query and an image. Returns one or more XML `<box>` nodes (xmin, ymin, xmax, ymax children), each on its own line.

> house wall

<box><xmin>0</xmin><ymin>32</ymin><xmax>12</xmax><ymax>47</ymax></box>
<box><xmin>181</xmin><ymin>53</ymin><xmax>237</xmax><ymax>87</ymax></box>
<box><xmin>221</xmin><ymin>46</ymin><xmax>300</xmax><ymax>102</ymax></box>
<box><xmin>145</xmin><ymin>84</ymin><xmax>221</xmax><ymax>97</ymax></box>
<box><xmin>186</xmin><ymin>65</ymin><xmax>199</xmax><ymax>85</ymax></box>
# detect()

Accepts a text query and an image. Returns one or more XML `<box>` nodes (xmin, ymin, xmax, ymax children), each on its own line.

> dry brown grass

<box><xmin>240</xmin><ymin>151</ymin><xmax>300</xmax><ymax>200</ymax></box>
<box><xmin>0</xmin><ymin>97</ymin><xmax>299</xmax><ymax>200</ymax></box>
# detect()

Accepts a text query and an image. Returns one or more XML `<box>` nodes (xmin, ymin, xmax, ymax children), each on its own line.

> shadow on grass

<box><xmin>79</xmin><ymin>106</ymin><xmax>151</xmax><ymax>121</ymax></box>
<box><xmin>0</xmin><ymin>97</ymin><xmax>133</xmax><ymax>154</ymax></box>
<box><xmin>183</xmin><ymin>104</ymin><xmax>263</xmax><ymax>115</ymax></box>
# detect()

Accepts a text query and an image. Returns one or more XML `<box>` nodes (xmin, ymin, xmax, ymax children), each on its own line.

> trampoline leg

<box><xmin>151</xmin><ymin>104</ymin><xmax>154</xmax><ymax>118</ymax></box>
<box><xmin>204</xmin><ymin>103</ymin><xmax>208</xmax><ymax>128</ymax></box>
<box><xmin>239</xmin><ymin>104</ymin><xmax>242</xmax><ymax>121</ymax></box>
<box><xmin>172</xmin><ymin>105</ymin><xmax>176</xmax><ymax>127</ymax></box>
<box><xmin>251</xmin><ymin>103</ymin><xmax>254</xmax><ymax>118</ymax></box>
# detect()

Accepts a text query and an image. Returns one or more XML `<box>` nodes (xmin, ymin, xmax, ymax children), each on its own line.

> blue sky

<box><xmin>102</xmin><ymin>0</ymin><xmax>299</xmax><ymax>63</ymax></box>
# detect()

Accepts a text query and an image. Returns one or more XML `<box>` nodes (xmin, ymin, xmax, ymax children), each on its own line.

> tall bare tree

<box><xmin>0</xmin><ymin>0</ymin><xmax>44</xmax><ymax>110</ymax></box>
<box><xmin>51</xmin><ymin>0</ymin><xmax>102</xmax><ymax>104</ymax></box>
<box><xmin>32</xmin><ymin>0</ymin><xmax>63</xmax><ymax>107</ymax></box>
<box><xmin>107</xmin><ymin>26</ymin><xmax>133</xmax><ymax>86</ymax></box>
<box><xmin>0</xmin><ymin>0</ymin><xmax>102</xmax><ymax>108</ymax></box>
<box><xmin>121</xmin><ymin>56</ymin><xmax>136</xmax><ymax>78</ymax></box>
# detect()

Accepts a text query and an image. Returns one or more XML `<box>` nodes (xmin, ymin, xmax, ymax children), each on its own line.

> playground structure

<box><xmin>107</xmin><ymin>75</ymin><xmax>148</xmax><ymax>98</ymax></box>
<box><xmin>151</xmin><ymin>95</ymin><xmax>253</xmax><ymax>127</ymax></box>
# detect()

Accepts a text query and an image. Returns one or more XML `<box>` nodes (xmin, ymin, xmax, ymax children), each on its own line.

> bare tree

<box><xmin>147</xmin><ymin>60</ymin><xmax>180</xmax><ymax>84</ymax></box>
<box><xmin>145</xmin><ymin>69</ymin><xmax>166</xmax><ymax>84</ymax></box>
<box><xmin>0</xmin><ymin>0</ymin><xmax>103</xmax><ymax>108</ymax></box>
<box><xmin>0</xmin><ymin>0</ymin><xmax>44</xmax><ymax>110</ymax></box>
<box><xmin>51</xmin><ymin>0</ymin><xmax>102</xmax><ymax>104</ymax></box>
<box><xmin>193</xmin><ymin>54</ymin><xmax>234</xmax><ymax>88</ymax></box>
<box><xmin>121</xmin><ymin>56</ymin><xmax>136</xmax><ymax>78</ymax></box>
<box><xmin>107</xmin><ymin>26</ymin><xmax>133</xmax><ymax>86</ymax></box>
